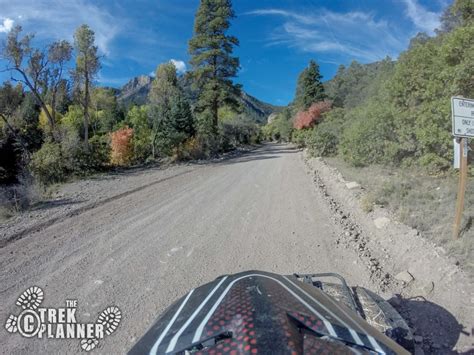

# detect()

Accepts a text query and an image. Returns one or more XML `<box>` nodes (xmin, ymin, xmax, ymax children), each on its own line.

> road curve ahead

<box><xmin>0</xmin><ymin>143</ymin><xmax>373</xmax><ymax>354</ymax></box>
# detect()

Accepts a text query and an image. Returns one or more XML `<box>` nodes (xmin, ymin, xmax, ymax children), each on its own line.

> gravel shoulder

<box><xmin>304</xmin><ymin>152</ymin><xmax>473</xmax><ymax>353</ymax></box>
<box><xmin>0</xmin><ymin>163</ymin><xmax>198</xmax><ymax>247</ymax></box>
<box><xmin>0</xmin><ymin>148</ymin><xmax>252</xmax><ymax>247</ymax></box>
<box><xmin>0</xmin><ymin>143</ymin><xmax>472</xmax><ymax>354</ymax></box>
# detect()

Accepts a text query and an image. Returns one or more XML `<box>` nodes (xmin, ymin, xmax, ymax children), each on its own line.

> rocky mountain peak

<box><xmin>116</xmin><ymin>75</ymin><xmax>283</xmax><ymax>122</ymax></box>
<box><xmin>122</xmin><ymin>75</ymin><xmax>153</xmax><ymax>93</ymax></box>
<box><xmin>119</xmin><ymin>75</ymin><xmax>153</xmax><ymax>105</ymax></box>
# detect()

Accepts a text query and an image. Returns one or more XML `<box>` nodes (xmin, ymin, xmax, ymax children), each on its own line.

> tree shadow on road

<box><xmin>217</xmin><ymin>145</ymin><xmax>300</xmax><ymax>166</ymax></box>
<box><xmin>219</xmin><ymin>155</ymin><xmax>279</xmax><ymax>165</ymax></box>
<box><xmin>88</xmin><ymin>164</ymin><xmax>164</xmax><ymax>181</ymax></box>
<box><xmin>30</xmin><ymin>198</ymin><xmax>84</xmax><ymax>211</ymax></box>
<box><xmin>389</xmin><ymin>295</ymin><xmax>471</xmax><ymax>354</ymax></box>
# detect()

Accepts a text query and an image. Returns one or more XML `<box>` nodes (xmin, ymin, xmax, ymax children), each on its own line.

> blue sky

<box><xmin>0</xmin><ymin>0</ymin><xmax>449</xmax><ymax>105</ymax></box>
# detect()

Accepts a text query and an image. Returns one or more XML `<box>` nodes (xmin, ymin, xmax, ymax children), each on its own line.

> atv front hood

<box><xmin>129</xmin><ymin>270</ymin><xmax>408</xmax><ymax>354</ymax></box>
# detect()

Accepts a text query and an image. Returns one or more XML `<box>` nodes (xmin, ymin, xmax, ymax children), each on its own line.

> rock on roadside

<box><xmin>395</xmin><ymin>270</ymin><xmax>414</xmax><ymax>284</ymax></box>
<box><xmin>346</xmin><ymin>181</ymin><xmax>361</xmax><ymax>190</ymax></box>
<box><xmin>374</xmin><ymin>217</ymin><xmax>390</xmax><ymax>229</ymax></box>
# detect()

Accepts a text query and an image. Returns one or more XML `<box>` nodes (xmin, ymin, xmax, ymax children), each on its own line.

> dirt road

<box><xmin>0</xmin><ymin>144</ymin><xmax>470</xmax><ymax>353</ymax></box>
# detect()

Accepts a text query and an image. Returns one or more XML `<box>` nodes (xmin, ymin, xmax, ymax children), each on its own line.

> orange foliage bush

<box><xmin>293</xmin><ymin>100</ymin><xmax>332</xmax><ymax>130</ymax></box>
<box><xmin>110</xmin><ymin>126</ymin><xmax>134</xmax><ymax>166</ymax></box>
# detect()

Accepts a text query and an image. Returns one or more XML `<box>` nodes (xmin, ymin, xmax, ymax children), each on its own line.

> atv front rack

<box><xmin>292</xmin><ymin>272</ymin><xmax>360</xmax><ymax>315</ymax></box>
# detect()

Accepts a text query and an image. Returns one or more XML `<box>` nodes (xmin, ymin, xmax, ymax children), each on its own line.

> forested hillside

<box><xmin>0</xmin><ymin>0</ymin><xmax>277</xmax><ymax>215</ymax></box>
<box><xmin>265</xmin><ymin>0</ymin><xmax>473</xmax><ymax>173</ymax></box>
<box><xmin>261</xmin><ymin>0</ymin><xmax>473</xmax><ymax>265</ymax></box>
<box><xmin>0</xmin><ymin>0</ymin><xmax>472</xmax><ymax>220</ymax></box>
<box><xmin>117</xmin><ymin>74</ymin><xmax>282</xmax><ymax>123</ymax></box>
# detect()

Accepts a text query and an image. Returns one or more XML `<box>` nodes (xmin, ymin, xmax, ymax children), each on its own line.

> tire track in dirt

<box><xmin>0</xmin><ymin>170</ymin><xmax>195</xmax><ymax>248</ymax></box>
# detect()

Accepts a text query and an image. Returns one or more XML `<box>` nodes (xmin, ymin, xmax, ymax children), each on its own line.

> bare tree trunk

<box><xmin>211</xmin><ymin>56</ymin><xmax>219</xmax><ymax>133</ymax></box>
<box><xmin>151</xmin><ymin>132</ymin><xmax>157</xmax><ymax>159</ymax></box>
<box><xmin>16</xmin><ymin>69</ymin><xmax>56</xmax><ymax>137</ymax></box>
<box><xmin>212</xmin><ymin>96</ymin><xmax>219</xmax><ymax>133</ymax></box>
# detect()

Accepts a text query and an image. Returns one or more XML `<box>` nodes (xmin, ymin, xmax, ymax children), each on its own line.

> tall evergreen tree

<box><xmin>325</xmin><ymin>64</ymin><xmax>346</xmax><ymax>107</ymax></box>
<box><xmin>73</xmin><ymin>24</ymin><xmax>100</xmax><ymax>149</ymax></box>
<box><xmin>294</xmin><ymin>60</ymin><xmax>325</xmax><ymax>110</ymax></box>
<box><xmin>188</xmin><ymin>0</ymin><xmax>241</xmax><ymax>133</ymax></box>
<box><xmin>148</xmin><ymin>63</ymin><xmax>194</xmax><ymax>157</ymax></box>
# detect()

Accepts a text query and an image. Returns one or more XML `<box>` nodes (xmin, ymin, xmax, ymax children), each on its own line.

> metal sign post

<box><xmin>453</xmin><ymin>138</ymin><xmax>460</xmax><ymax>169</ymax></box>
<box><xmin>451</xmin><ymin>97</ymin><xmax>474</xmax><ymax>239</ymax></box>
<box><xmin>453</xmin><ymin>137</ymin><xmax>468</xmax><ymax>239</ymax></box>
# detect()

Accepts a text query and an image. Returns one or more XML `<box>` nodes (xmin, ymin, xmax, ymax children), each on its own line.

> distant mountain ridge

<box><xmin>117</xmin><ymin>75</ymin><xmax>153</xmax><ymax>106</ymax></box>
<box><xmin>116</xmin><ymin>75</ymin><xmax>283</xmax><ymax>124</ymax></box>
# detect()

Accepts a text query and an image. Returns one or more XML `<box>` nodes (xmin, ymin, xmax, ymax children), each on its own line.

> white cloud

<box><xmin>0</xmin><ymin>17</ymin><xmax>14</xmax><ymax>33</ymax></box>
<box><xmin>401</xmin><ymin>0</ymin><xmax>441</xmax><ymax>34</ymax></box>
<box><xmin>170</xmin><ymin>59</ymin><xmax>187</xmax><ymax>74</ymax></box>
<box><xmin>247</xmin><ymin>9</ymin><xmax>316</xmax><ymax>25</ymax></box>
<box><xmin>247</xmin><ymin>8</ymin><xmax>406</xmax><ymax>62</ymax></box>
<box><xmin>0</xmin><ymin>0</ymin><xmax>120</xmax><ymax>55</ymax></box>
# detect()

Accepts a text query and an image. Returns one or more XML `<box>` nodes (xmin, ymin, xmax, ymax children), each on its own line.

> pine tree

<box><xmin>294</xmin><ymin>60</ymin><xmax>325</xmax><ymax>110</ymax></box>
<box><xmin>148</xmin><ymin>63</ymin><xmax>194</xmax><ymax>157</ymax></box>
<box><xmin>188</xmin><ymin>0</ymin><xmax>241</xmax><ymax>134</ymax></box>
<box><xmin>171</xmin><ymin>95</ymin><xmax>195</xmax><ymax>137</ymax></box>
<box><xmin>326</xmin><ymin>64</ymin><xmax>346</xmax><ymax>107</ymax></box>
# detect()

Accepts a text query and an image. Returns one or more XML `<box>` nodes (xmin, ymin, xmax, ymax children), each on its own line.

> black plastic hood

<box><xmin>128</xmin><ymin>270</ymin><xmax>408</xmax><ymax>354</ymax></box>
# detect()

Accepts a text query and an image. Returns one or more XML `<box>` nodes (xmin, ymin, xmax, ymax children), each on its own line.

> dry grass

<box><xmin>360</xmin><ymin>194</ymin><xmax>375</xmax><ymax>213</ymax></box>
<box><xmin>0</xmin><ymin>178</ymin><xmax>42</xmax><ymax>223</ymax></box>
<box><xmin>327</xmin><ymin>157</ymin><xmax>474</xmax><ymax>273</ymax></box>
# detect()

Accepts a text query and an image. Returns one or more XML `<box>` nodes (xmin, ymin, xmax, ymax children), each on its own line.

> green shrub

<box><xmin>418</xmin><ymin>153</ymin><xmax>450</xmax><ymax>174</ymax></box>
<box><xmin>29</xmin><ymin>142</ymin><xmax>69</xmax><ymax>185</ymax></box>
<box><xmin>262</xmin><ymin>108</ymin><xmax>293</xmax><ymax>142</ymax></box>
<box><xmin>307</xmin><ymin>108</ymin><xmax>346</xmax><ymax>157</ymax></box>
<box><xmin>127</xmin><ymin>106</ymin><xmax>153</xmax><ymax>162</ymax></box>
<box><xmin>339</xmin><ymin>103</ymin><xmax>397</xmax><ymax>167</ymax></box>
<box><xmin>220</xmin><ymin>117</ymin><xmax>260</xmax><ymax>150</ymax></box>
<box><xmin>273</xmin><ymin>116</ymin><xmax>293</xmax><ymax>142</ymax></box>
<box><xmin>291</xmin><ymin>128</ymin><xmax>312</xmax><ymax>147</ymax></box>
<box><xmin>131</xmin><ymin>133</ymin><xmax>152</xmax><ymax>163</ymax></box>
<box><xmin>185</xmin><ymin>127</ymin><xmax>222</xmax><ymax>159</ymax></box>
<box><xmin>60</xmin><ymin>129</ymin><xmax>110</xmax><ymax>175</ymax></box>
<box><xmin>308</xmin><ymin>129</ymin><xmax>338</xmax><ymax>156</ymax></box>
<box><xmin>175</xmin><ymin>137</ymin><xmax>205</xmax><ymax>160</ymax></box>
<box><xmin>74</xmin><ymin>135</ymin><xmax>110</xmax><ymax>174</ymax></box>
<box><xmin>30</xmin><ymin>131</ymin><xmax>110</xmax><ymax>186</ymax></box>
<box><xmin>152</xmin><ymin>130</ymin><xmax>188</xmax><ymax>157</ymax></box>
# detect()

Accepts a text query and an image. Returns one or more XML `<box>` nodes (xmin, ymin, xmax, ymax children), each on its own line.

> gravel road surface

<box><xmin>0</xmin><ymin>144</ymin><xmax>470</xmax><ymax>353</ymax></box>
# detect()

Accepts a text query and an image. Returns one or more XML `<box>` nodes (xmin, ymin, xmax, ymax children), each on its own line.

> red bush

<box><xmin>293</xmin><ymin>100</ymin><xmax>332</xmax><ymax>130</ymax></box>
<box><xmin>110</xmin><ymin>126</ymin><xmax>134</xmax><ymax>166</ymax></box>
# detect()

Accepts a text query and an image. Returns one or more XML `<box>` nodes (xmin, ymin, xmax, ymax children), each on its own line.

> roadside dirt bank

<box><xmin>303</xmin><ymin>150</ymin><xmax>473</xmax><ymax>353</ymax></box>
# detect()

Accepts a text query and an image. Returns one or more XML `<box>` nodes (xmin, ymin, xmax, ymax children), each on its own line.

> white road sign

<box><xmin>452</xmin><ymin>97</ymin><xmax>474</xmax><ymax>137</ymax></box>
